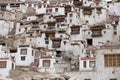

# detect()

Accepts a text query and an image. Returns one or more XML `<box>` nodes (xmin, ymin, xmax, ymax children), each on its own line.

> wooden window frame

<box><xmin>21</xmin><ymin>49</ymin><xmax>27</xmax><ymax>55</ymax></box>
<box><xmin>52</xmin><ymin>40</ymin><xmax>61</xmax><ymax>48</ymax></box>
<box><xmin>43</xmin><ymin>60</ymin><xmax>51</xmax><ymax>67</ymax></box>
<box><xmin>21</xmin><ymin>56</ymin><xmax>26</xmax><ymax>61</ymax></box>
<box><xmin>83</xmin><ymin>61</ymin><xmax>87</xmax><ymax>68</ymax></box>
<box><xmin>104</xmin><ymin>54</ymin><xmax>120</xmax><ymax>67</ymax></box>
<box><xmin>0</xmin><ymin>61</ymin><xmax>7</xmax><ymax>68</ymax></box>
<box><xmin>71</xmin><ymin>27</ymin><xmax>80</xmax><ymax>34</ymax></box>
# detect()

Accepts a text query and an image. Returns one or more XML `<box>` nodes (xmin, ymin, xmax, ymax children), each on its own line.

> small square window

<box><xmin>70</xmin><ymin>19</ymin><xmax>72</xmax><ymax>23</ymax></box>
<box><xmin>55</xmin><ymin>8</ymin><xmax>58</xmax><ymax>12</ymax></box>
<box><xmin>83</xmin><ymin>61</ymin><xmax>87</xmax><ymax>68</ymax></box>
<box><xmin>60</xmin><ymin>35</ymin><xmax>62</xmax><ymax>38</ymax></box>
<box><xmin>89</xmin><ymin>61</ymin><xmax>95</xmax><ymax>68</ymax></box>
<box><xmin>45</xmin><ymin>41</ymin><xmax>49</xmax><ymax>44</ymax></box>
<box><xmin>69</xmin><ymin>14</ymin><xmax>73</xmax><ymax>17</ymax></box>
<box><xmin>11</xmin><ymin>57</ymin><xmax>15</xmax><ymax>60</ymax></box>
<box><xmin>0</xmin><ymin>61</ymin><xmax>6</xmax><ymax>68</ymax></box>
<box><xmin>114</xmin><ymin>31</ymin><xmax>117</xmax><ymax>35</ymax></box>
<box><xmin>88</xmin><ymin>32</ymin><xmax>91</xmax><ymax>35</ymax></box>
<box><xmin>21</xmin><ymin>56</ymin><xmax>26</xmax><ymax>61</ymax></box>
<box><xmin>30</xmin><ymin>34</ymin><xmax>32</xmax><ymax>36</ymax></box>
<box><xmin>30</xmin><ymin>39</ymin><xmax>32</xmax><ymax>41</ymax></box>
<box><xmin>57</xmin><ymin>24</ymin><xmax>59</xmax><ymax>28</ymax></box>
<box><xmin>86</xmin><ymin>20</ymin><xmax>89</xmax><ymax>23</ymax></box>
<box><xmin>113</xmin><ymin>26</ymin><xmax>117</xmax><ymax>30</ymax></box>
<box><xmin>104</xmin><ymin>31</ymin><xmax>106</xmax><ymax>34</ymax></box>
<box><xmin>21</xmin><ymin>49</ymin><xmax>27</xmax><ymax>55</ymax></box>
<box><xmin>44</xmin><ymin>26</ymin><xmax>46</xmax><ymax>28</ymax></box>
<box><xmin>19</xmin><ymin>29</ymin><xmax>21</xmax><ymax>32</ymax></box>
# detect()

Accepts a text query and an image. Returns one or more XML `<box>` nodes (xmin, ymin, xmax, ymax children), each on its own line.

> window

<box><xmin>38</xmin><ymin>5</ymin><xmax>41</xmax><ymax>8</ymax></box>
<box><xmin>0</xmin><ymin>61</ymin><xmax>6</xmax><ymax>68</ymax></box>
<box><xmin>60</xmin><ymin>35</ymin><xmax>62</xmax><ymax>38</ymax></box>
<box><xmin>12</xmin><ymin>63</ymin><xmax>14</xmax><ymax>69</ymax></box>
<box><xmin>86</xmin><ymin>20</ymin><xmax>89</xmax><ymax>23</ymax></box>
<box><xmin>88</xmin><ymin>32</ymin><xmax>91</xmax><ymax>35</ymax></box>
<box><xmin>71</xmin><ymin>27</ymin><xmax>80</xmax><ymax>34</ymax></box>
<box><xmin>114</xmin><ymin>31</ymin><xmax>117</xmax><ymax>35</ymax></box>
<box><xmin>21</xmin><ymin>49</ymin><xmax>27</xmax><ymax>55</ymax></box>
<box><xmin>83</xmin><ymin>61</ymin><xmax>86</xmax><ymax>68</ymax></box>
<box><xmin>44</xmin><ymin>26</ymin><xmax>46</xmax><ymax>28</ymax></box>
<box><xmin>104</xmin><ymin>54</ymin><xmax>120</xmax><ymax>67</ymax></box>
<box><xmin>11</xmin><ymin>57</ymin><xmax>15</xmax><ymax>60</ymax></box>
<box><xmin>52</xmin><ymin>40</ymin><xmax>61</xmax><ymax>48</ymax></box>
<box><xmin>69</xmin><ymin>14</ymin><xmax>73</xmax><ymax>17</ymax></box>
<box><xmin>55</xmin><ymin>8</ymin><xmax>58</xmax><ymax>12</ymax></box>
<box><xmin>115</xmin><ymin>21</ymin><xmax>118</xmax><ymax>25</ymax></box>
<box><xmin>45</xmin><ymin>37</ymin><xmax>49</xmax><ymax>44</ymax></box>
<box><xmin>103</xmin><ymin>31</ymin><xmax>106</xmax><ymax>34</ymax></box>
<box><xmin>92</xmin><ymin>30</ymin><xmax>102</xmax><ymax>37</ymax></box>
<box><xmin>30</xmin><ymin>34</ymin><xmax>32</xmax><ymax>36</ymax></box>
<box><xmin>45</xmin><ymin>41</ymin><xmax>49</xmax><ymax>44</ymax></box>
<box><xmin>87</xmin><ymin>39</ymin><xmax>92</xmax><ymax>46</ymax></box>
<box><xmin>25</xmin><ymin>28</ymin><xmax>27</xmax><ymax>31</ymax></box>
<box><xmin>28</xmin><ymin>4</ymin><xmax>32</xmax><ymax>7</ymax></box>
<box><xmin>49</xmin><ymin>9</ymin><xmax>52</xmax><ymax>12</ymax></box>
<box><xmin>44</xmin><ymin>5</ymin><xmax>46</xmax><ymax>8</ymax></box>
<box><xmin>56</xmin><ymin>51</ymin><xmax>62</xmax><ymax>57</ymax></box>
<box><xmin>89</xmin><ymin>61</ymin><xmax>95</xmax><ymax>68</ymax></box>
<box><xmin>70</xmin><ymin>19</ymin><xmax>72</xmax><ymax>23</ymax></box>
<box><xmin>113</xmin><ymin>26</ymin><xmax>117</xmax><ymax>30</ymax></box>
<box><xmin>46</xmin><ymin>10</ymin><xmax>48</xmax><ymax>13</ymax></box>
<box><xmin>63</xmin><ymin>41</ymin><xmax>66</xmax><ymax>45</ymax></box>
<box><xmin>43</xmin><ymin>60</ymin><xmax>50</xmax><ymax>67</ymax></box>
<box><xmin>57</xmin><ymin>24</ymin><xmax>59</xmax><ymax>28</ymax></box>
<box><xmin>30</xmin><ymin>39</ymin><xmax>32</xmax><ymax>41</ymax></box>
<box><xmin>21</xmin><ymin>56</ymin><xmax>26</xmax><ymax>61</ymax></box>
<box><xmin>10</xmin><ymin>3</ymin><xmax>20</xmax><ymax>7</ymax></box>
<box><xmin>32</xmin><ymin>50</ymin><xmax>34</xmax><ymax>56</ymax></box>
<box><xmin>1</xmin><ymin>5</ymin><xmax>6</xmax><ymax>11</ymax></box>
<box><xmin>19</xmin><ymin>29</ymin><xmax>21</xmax><ymax>32</ymax></box>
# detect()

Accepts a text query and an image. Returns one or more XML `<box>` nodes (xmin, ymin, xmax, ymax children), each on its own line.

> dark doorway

<box><xmin>87</xmin><ymin>39</ymin><xmax>92</xmax><ymax>46</ymax></box>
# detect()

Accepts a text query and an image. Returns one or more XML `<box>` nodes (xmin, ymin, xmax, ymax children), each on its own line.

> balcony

<box><xmin>47</xmin><ymin>26</ymin><xmax>55</xmax><ymax>30</ymax></box>
<box><xmin>10</xmin><ymin>3</ymin><xmax>20</xmax><ymax>7</ymax></box>
<box><xmin>91</xmin><ymin>33</ymin><xmax>102</xmax><ymax>37</ymax></box>
<box><xmin>73</xmin><ymin>1</ymin><xmax>83</xmax><ymax>7</ymax></box>
<box><xmin>90</xmin><ymin>25</ymin><xmax>105</xmax><ymax>37</ymax></box>
<box><xmin>65</xmin><ymin>5</ymin><xmax>71</xmax><ymax>13</ymax></box>
<box><xmin>32</xmin><ymin>25</ymin><xmax>39</xmax><ymax>28</ymax></box>
<box><xmin>83</xmin><ymin>11</ymin><xmax>92</xmax><ymax>15</ymax></box>
<box><xmin>52</xmin><ymin>38</ymin><xmax>61</xmax><ymax>48</ymax></box>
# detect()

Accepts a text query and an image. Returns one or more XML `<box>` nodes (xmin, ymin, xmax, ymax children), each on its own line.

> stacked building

<box><xmin>0</xmin><ymin>0</ymin><xmax>120</xmax><ymax>80</ymax></box>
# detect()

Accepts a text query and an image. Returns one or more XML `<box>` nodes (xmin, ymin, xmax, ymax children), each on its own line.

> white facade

<box><xmin>35</xmin><ymin>3</ymin><xmax>47</xmax><ymax>14</ymax></box>
<box><xmin>80</xmin><ymin>7</ymin><xmax>107</xmax><ymax>26</ymax></box>
<box><xmin>106</xmin><ymin>2</ymin><xmax>120</xmax><ymax>15</ymax></box>
<box><xmin>46</xmin><ymin>6</ymin><xmax>65</xmax><ymax>15</ymax></box>
<box><xmin>38</xmin><ymin>55</ymin><xmax>56</xmax><ymax>73</ymax></box>
<box><xmin>0</xmin><ymin>58</ymin><xmax>15</xmax><ymax>78</ymax></box>
<box><xmin>0</xmin><ymin>20</ymin><xmax>14</xmax><ymax>36</ymax></box>
<box><xmin>66</xmin><ymin>11</ymin><xmax>80</xmax><ymax>26</ymax></box>
<box><xmin>66</xmin><ymin>46</ymin><xmax>120</xmax><ymax>80</ymax></box>
<box><xmin>15</xmin><ymin>45</ymin><xmax>34</xmax><ymax>66</ymax></box>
